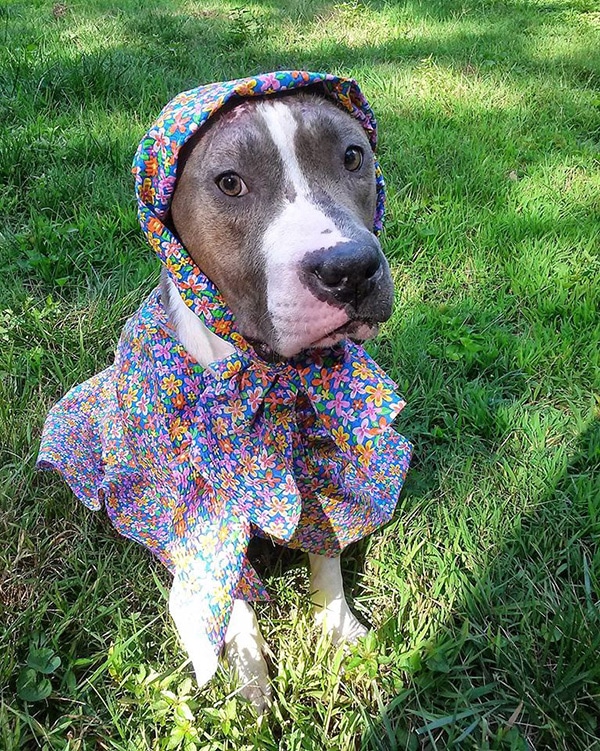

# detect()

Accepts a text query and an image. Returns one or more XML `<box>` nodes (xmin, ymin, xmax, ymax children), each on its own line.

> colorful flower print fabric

<box><xmin>38</xmin><ymin>71</ymin><xmax>412</xmax><ymax>656</ymax></box>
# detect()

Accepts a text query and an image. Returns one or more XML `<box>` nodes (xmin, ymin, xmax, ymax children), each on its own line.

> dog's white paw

<box><xmin>224</xmin><ymin>599</ymin><xmax>272</xmax><ymax>714</ymax></box>
<box><xmin>224</xmin><ymin>631</ymin><xmax>272</xmax><ymax>714</ymax></box>
<box><xmin>189</xmin><ymin>641</ymin><xmax>220</xmax><ymax>688</ymax></box>
<box><xmin>168</xmin><ymin>577</ymin><xmax>220</xmax><ymax>688</ymax></box>
<box><xmin>308</xmin><ymin>553</ymin><xmax>368</xmax><ymax>646</ymax></box>
<box><xmin>313</xmin><ymin>598</ymin><xmax>368</xmax><ymax>645</ymax></box>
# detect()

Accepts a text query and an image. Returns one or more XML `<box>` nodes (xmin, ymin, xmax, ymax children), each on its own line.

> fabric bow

<box><xmin>189</xmin><ymin>344</ymin><xmax>406</xmax><ymax>542</ymax></box>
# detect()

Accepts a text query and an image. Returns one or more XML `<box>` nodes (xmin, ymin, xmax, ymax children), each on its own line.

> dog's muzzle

<box><xmin>301</xmin><ymin>238</ymin><xmax>394</xmax><ymax>320</ymax></box>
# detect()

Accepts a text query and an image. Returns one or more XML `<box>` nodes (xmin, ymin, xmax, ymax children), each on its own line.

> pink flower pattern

<box><xmin>37</xmin><ymin>71</ymin><xmax>411</xmax><ymax>657</ymax></box>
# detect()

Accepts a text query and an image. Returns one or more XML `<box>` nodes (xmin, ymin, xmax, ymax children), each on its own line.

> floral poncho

<box><xmin>38</xmin><ymin>71</ymin><xmax>412</xmax><ymax>654</ymax></box>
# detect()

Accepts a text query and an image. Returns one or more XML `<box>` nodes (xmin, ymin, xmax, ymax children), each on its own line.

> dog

<box><xmin>38</xmin><ymin>72</ymin><xmax>412</xmax><ymax>713</ymax></box>
<box><xmin>165</xmin><ymin>90</ymin><xmax>393</xmax><ymax>707</ymax></box>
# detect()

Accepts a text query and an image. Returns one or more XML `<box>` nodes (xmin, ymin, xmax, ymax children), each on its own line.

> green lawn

<box><xmin>1</xmin><ymin>0</ymin><xmax>599</xmax><ymax>748</ymax></box>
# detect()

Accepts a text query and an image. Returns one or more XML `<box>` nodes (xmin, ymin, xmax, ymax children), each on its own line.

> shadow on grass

<box><xmin>247</xmin><ymin>264</ymin><xmax>598</xmax><ymax>748</ymax></box>
<box><xmin>2</xmin><ymin>0</ymin><xmax>599</xmax><ymax>120</ymax></box>
<box><xmin>3</xmin><ymin>0</ymin><xmax>597</xmax><ymax>300</ymax></box>
<box><xmin>359</xmin><ymin>416</ymin><xmax>600</xmax><ymax>749</ymax></box>
<box><xmin>346</xmin><ymin>272</ymin><xmax>598</xmax><ymax>747</ymax></box>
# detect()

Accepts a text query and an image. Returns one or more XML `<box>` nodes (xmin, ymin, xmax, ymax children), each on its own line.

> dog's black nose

<box><xmin>303</xmin><ymin>240</ymin><xmax>383</xmax><ymax>308</ymax></box>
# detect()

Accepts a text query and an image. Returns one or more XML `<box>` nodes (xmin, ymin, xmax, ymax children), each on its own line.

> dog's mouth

<box><xmin>245</xmin><ymin>320</ymin><xmax>378</xmax><ymax>362</ymax></box>
<box><xmin>309</xmin><ymin>319</ymin><xmax>379</xmax><ymax>349</ymax></box>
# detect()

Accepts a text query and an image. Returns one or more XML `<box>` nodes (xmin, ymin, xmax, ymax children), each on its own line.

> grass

<box><xmin>0</xmin><ymin>0</ymin><xmax>599</xmax><ymax>748</ymax></box>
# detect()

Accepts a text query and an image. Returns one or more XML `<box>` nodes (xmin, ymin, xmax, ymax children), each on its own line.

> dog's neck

<box><xmin>162</xmin><ymin>272</ymin><xmax>234</xmax><ymax>369</ymax></box>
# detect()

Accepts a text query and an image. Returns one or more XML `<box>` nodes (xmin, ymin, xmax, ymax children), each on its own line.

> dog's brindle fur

<box><xmin>163</xmin><ymin>92</ymin><xmax>394</xmax><ymax>711</ymax></box>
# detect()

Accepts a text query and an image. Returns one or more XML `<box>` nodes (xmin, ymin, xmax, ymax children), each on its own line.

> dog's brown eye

<box><xmin>344</xmin><ymin>146</ymin><xmax>363</xmax><ymax>172</ymax></box>
<box><xmin>216</xmin><ymin>172</ymin><xmax>247</xmax><ymax>197</ymax></box>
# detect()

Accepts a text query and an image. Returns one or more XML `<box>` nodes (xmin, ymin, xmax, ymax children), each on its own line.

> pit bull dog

<box><xmin>38</xmin><ymin>71</ymin><xmax>412</xmax><ymax>713</ymax></box>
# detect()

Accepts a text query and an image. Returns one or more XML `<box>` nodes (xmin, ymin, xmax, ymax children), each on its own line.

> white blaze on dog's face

<box><xmin>169</xmin><ymin>92</ymin><xmax>394</xmax><ymax>358</ymax></box>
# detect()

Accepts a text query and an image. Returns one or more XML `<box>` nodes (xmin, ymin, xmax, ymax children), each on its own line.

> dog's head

<box><xmin>137</xmin><ymin>75</ymin><xmax>394</xmax><ymax>359</ymax></box>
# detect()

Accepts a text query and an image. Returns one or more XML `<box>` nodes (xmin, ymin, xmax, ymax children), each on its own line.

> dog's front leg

<box><xmin>224</xmin><ymin>599</ymin><xmax>271</xmax><ymax>713</ymax></box>
<box><xmin>169</xmin><ymin>577</ymin><xmax>271</xmax><ymax>711</ymax></box>
<box><xmin>309</xmin><ymin>553</ymin><xmax>368</xmax><ymax>644</ymax></box>
<box><xmin>168</xmin><ymin>575</ymin><xmax>220</xmax><ymax>687</ymax></box>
